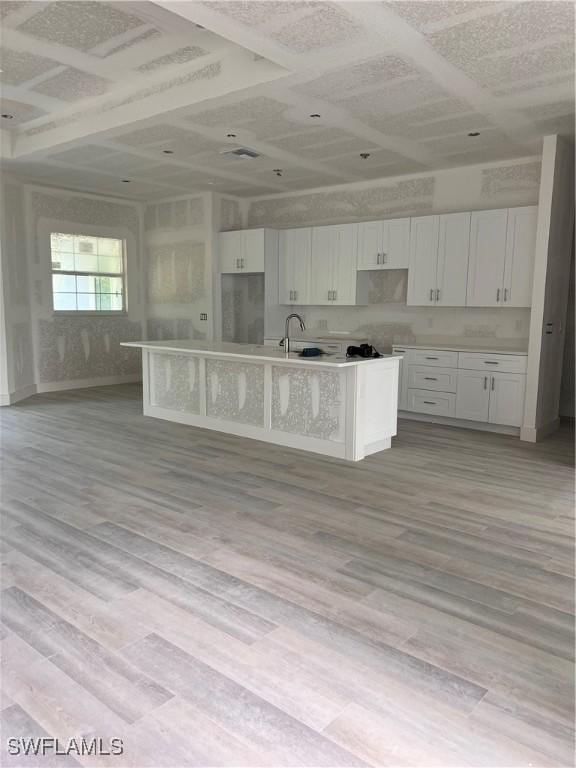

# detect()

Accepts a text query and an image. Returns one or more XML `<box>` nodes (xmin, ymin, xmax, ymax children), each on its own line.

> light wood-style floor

<box><xmin>0</xmin><ymin>383</ymin><xmax>574</xmax><ymax>768</ymax></box>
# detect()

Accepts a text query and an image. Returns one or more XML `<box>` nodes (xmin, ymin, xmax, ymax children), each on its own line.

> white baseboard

<box><xmin>398</xmin><ymin>410</ymin><xmax>520</xmax><ymax>436</ymax></box>
<box><xmin>520</xmin><ymin>418</ymin><xmax>560</xmax><ymax>443</ymax></box>
<box><xmin>0</xmin><ymin>384</ymin><xmax>38</xmax><ymax>406</ymax></box>
<box><xmin>36</xmin><ymin>374</ymin><xmax>142</xmax><ymax>394</ymax></box>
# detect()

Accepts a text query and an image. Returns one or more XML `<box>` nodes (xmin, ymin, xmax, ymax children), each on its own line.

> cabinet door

<box><xmin>310</xmin><ymin>226</ymin><xmax>334</xmax><ymax>304</ymax></box>
<box><xmin>242</xmin><ymin>229</ymin><xmax>265</xmax><ymax>272</ymax></box>
<box><xmin>278</xmin><ymin>229</ymin><xmax>311</xmax><ymax>304</ymax></box>
<box><xmin>455</xmin><ymin>370</ymin><xmax>490</xmax><ymax>422</ymax></box>
<box><xmin>331</xmin><ymin>224</ymin><xmax>358</xmax><ymax>304</ymax></box>
<box><xmin>407</xmin><ymin>216</ymin><xmax>440</xmax><ymax>305</ymax></box>
<box><xmin>392</xmin><ymin>347</ymin><xmax>407</xmax><ymax>410</ymax></box>
<box><xmin>467</xmin><ymin>209</ymin><xmax>508</xmax><ymax>307</ymax></box>
<box><xmin>357</xmin><ymin>220</ymin><xmax>383</xmax><ymax>270</ymax></box>
<box><xmin>382</xmin><ymin>218</ymin><xmax>410</xmax><ymax>269</ymax></box>
<box><xmin>219</xmin><ymin>231</ymin><xmax>242</xmax><ymax>273</ymax></box>
<box><xmin>488</xmin><ymin>372</ymin><xmax>526</xmax><ymax>427</ymax></box>
<box><xmin>503</xmin><ymin>206</ymin><xmax>537</xmax><ymax>308</ymax></box>
<box><xmin>436</xmin><ymin>212</ymin><xmax>470</xmax><ymax>306</ymax></box>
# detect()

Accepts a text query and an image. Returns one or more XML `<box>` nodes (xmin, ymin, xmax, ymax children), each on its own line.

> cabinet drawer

<box><xmin>409</xmin><ymin>349</ymin><xmax>459</xmax><ymax>368</ymax></box>
<box><xmin>458</xmin><ymin>352</ymin><xmax>527</xmax><ymax>373</ymax></box>
<box><xmin>406</xmin><ymin>388</ymin><xmax>456</xmax><ymax>417</ymax></box>
<box><xmin>407</xmin><ymin>366</ymin><xmax>457</xmax><ymax>393</ymax></box>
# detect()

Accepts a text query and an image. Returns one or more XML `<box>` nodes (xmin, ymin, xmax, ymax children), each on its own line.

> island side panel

<box><xmin>270</xmin><ymin>365</ymin><xmax>347</xmax><ymax>443</ymax></box>
<box><xmin>149</xmin><ymin>352</ymin><xmax>202</xmax><ymax>414</ymax></box>
<box><xmin>360</xmin><ymin>358</ymin><xmax>399</xmax><ymax>456</ymax></box>
<box><xmin>205</xmin><ymin>358</ymin><xmax>265</xmax><ymax>426</ymax></box>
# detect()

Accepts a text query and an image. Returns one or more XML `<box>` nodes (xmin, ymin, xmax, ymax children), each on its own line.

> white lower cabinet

<box><xmin>392</xmin><ymin>346</ymin><xmax>408</xmax><ymax>410</ymax></box>
<box><xmin>455</xmin><ymin>370</ymin><xmax>490</xmax><ymax>422</ymax></box>
<box><xmin>488</xmin><ymin>372</ymin><xmax>526</xmax><ymax>427</ymax></box>
<box><xmin>400</xmin><ymin>346</ymin><xmax>527</xmax><ymax>431</ymax></box>
<box><xmin>407</xmin><ymin>389</ymin><xmax>456</xmax><ymax>417</ymax></box>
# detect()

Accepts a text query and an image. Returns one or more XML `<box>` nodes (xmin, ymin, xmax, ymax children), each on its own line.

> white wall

<box><xmin>143</xmin><ymin>192</ymin><xmax>243</xmax><ymax>343</ymax></box>
<box><xmin>0</xmin><ymin>179</ymin><xmax>36</xmax><ymax>404</ymax></box>
<box><xmin>523</xmin><ymin>135</ymin><xmax>575</xmax><ymax>440</ymax></box>
<box><xmin>244</xmin><ymin>156</ymin><xmax>542</xmax><ymax>349</ymax></box>
<box><xmin>0</xmin><ymin>179</ymin><xmax>145</xmax><ymax>401</ymax></box>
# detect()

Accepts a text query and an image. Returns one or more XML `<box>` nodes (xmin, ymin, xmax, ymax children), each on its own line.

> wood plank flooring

<box><xmin>0</xmin><ymin>383</ymin><xmax>574</xmax><ymax>767</ymax></box>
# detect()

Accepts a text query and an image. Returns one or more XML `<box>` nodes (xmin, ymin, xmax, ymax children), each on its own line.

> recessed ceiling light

<box><xmin>162</xmin><ymin>149</ymin><xmax>174</xmax><ymax>154</ymax></box>
<box><xmin>1</xmin><ymin>113</ymin><xmax>14</xmax><ymax>119</ymax></box>
<box><xmin>121</xmin><ymin>179</ymin><xmax>131</xmax><ymax>183</ymax></box>
<box><xmin>309</xmin><ymin>113</ymin><xmax>321</xmax><ymax>119</ymax></box>
<box><xmin>360</xmin><ymin>152</ymin><xmax>371</xmax><ymax>159</ymax></box>
<box><xmin>468</xmin><ymin>131</ymin><xmax>481</xmax><ymax>137</ymax></box>
<box><xmin>226</xmin><ymin>133</ymin><xmax>237</xmax><ymax>138</ymax></box>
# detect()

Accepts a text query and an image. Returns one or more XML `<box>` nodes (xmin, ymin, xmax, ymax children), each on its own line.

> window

<box><xmin>50</xmin><ymin>232</ymin><xmax>125</xmax><ymax>312</ymax></box>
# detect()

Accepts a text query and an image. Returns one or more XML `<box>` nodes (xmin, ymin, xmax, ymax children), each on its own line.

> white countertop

<box><xmin>392</xmin><ymin>337</ymin><xmax>529</xmax><ymax>355</ymax></box>
<box><xmin>122</xmin><ymin>340</ymin><xmax>401</xmax><ymax>368</ymax></box>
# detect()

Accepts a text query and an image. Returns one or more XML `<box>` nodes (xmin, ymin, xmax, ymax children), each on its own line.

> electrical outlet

<box><xmin>200</xmin><ymin>313</ymin><xmax>207</xmax><ymax>321</ymax></box>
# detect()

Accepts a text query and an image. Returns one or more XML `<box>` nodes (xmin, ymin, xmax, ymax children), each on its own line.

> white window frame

<box><xmin>49</xmin><ymin>230</ymin><xmax>128</xmax><ymax>316</ymax></box>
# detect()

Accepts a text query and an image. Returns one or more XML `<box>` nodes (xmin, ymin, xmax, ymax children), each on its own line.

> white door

<box><xmin>455</xmin><ymin>370</ymin><xmax>490</xmax><ymax>422</ymax></box>
<box><xmin>331</xmin><ymin>224</ymin><xmax>358</xmax><ymax>304</ymax></box>
<box><xmin>278</xmin><ymin>228</ymin><xmax>311</xmax><ymax>304</ymax></box>
<box><xmin>488</xmin><ymin>372</ymin><xmax>526</xmax><ymax>427</ymax></box>
<box><xmin>357</xmin><ymin>220</ymin><xmax>383</xmax><ymax>270</ymax></box>
<box><xmin>382</xmin><ymin>218</ymin><xmax>410</xmax><ymax>269</ymax></box>
<box><xmin>467</xmin><ymin>209</ymin><xmax>508</xmax><ymax>307</ymax></box>
<box><xmin>436</xmin><ymin>212</ymin><xmax>470</xmax><ymax>306</ymax></box>
<box><xmin>503</xmin><ymin>206</ymin><xmax>538</xmax><ymax>308</ymax></box>
<box><xmin>407</xmin><ymin>216</ymin><xmax>440</xmax><ymax>306</ymax></box>
<box><xmin>219</xmin><ymin>231</ymin><xmax>242</xmax><ymax>273</ymax></box>
<box><xmin>310</xmin><ymin>226</ymin><xmax>334</xmax><ymax>305</ymax></box>
<box><xmin>242</xmin><ymin>229</ymin><xmax>265</xmax><ymax>272</ymax></box>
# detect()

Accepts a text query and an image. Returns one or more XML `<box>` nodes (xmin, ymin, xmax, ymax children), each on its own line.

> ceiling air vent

<box><xmin>220</xmin><ymin>147</ymin><xmax>261</xmax><ymax>160</ymax></box>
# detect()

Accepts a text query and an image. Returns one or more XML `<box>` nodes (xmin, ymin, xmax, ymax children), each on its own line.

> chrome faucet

<box><xmin>282</xmin><ymin>313</ymin><xmax>306</xmax><ymax>354</ymax></box>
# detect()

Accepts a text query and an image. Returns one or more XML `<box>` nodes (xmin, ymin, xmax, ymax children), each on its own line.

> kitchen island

<box><xmin>122</xmin><ymin>341</ymin><xmax>400</xmax><ymax>461</ymax></box>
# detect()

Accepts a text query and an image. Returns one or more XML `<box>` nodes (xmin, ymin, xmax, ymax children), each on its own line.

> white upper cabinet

<box><xmin>467</xmin><ymin>207</ymin><xmax>537</xmax><ymax>308</ymax></box>
<box><xmin>278</xmin><ymin>228</ymin><xmax>312</xmax><ymax>305</ymax></box>
<box><xmin>357</xmin><ymin>218</ymin><xmax>410</xmax><ymax>270</ymax></box>
<box><xmin>219</xmin><ymin>229</ymin><xmax>267</xmax><ymax>273</ymax></box>
<box><xmin>466</xmin><ymin>210</ymin><xmax>509</xmax><ymax>307</ymax></box>
<box><xmin>407</xmin><ymin>216</ymin><xmax>440</xmax><ymax>305</ymax></box>
<box><xmin>503</xmin><ymin>206</ymin><xmax>538</xmax><ymax>307</ymax></box>
<box><xmin>310</xmin><ymin>224</ymin><xmax>362</xmax><ymax>305</ymax></box>
<box><xmin>436</xmin><ymin>212</ymin><xmax>470</xmax><ymax>306</ymax></box>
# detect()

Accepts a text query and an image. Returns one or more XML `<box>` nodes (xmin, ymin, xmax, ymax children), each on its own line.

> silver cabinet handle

<box><xmin>436</xmin><ymin>289</ymin><xmax>440</xmax><ymax>301</ymax></box>
<box><xmin>484</xmin><ymin>376</ymin><xmax>488</xmax><ymax>390</ymax></box>
<box><xmin>382</xmin><ymin>253</ymin><xmax>387</xmax><ymax>264</ymax></box>
<box><xmin>376</xmin><ymin>253</ymin><xmax>381</xmax><ymax>265</ymax></box>
<box><xmin>497</xmin><ymin>288</ymin><xmax>501</xmax><ymax>302</ymax></box>
<box><xmin>491</xmin><ymin>376</ymin><xmax>495</xmax><ymax>391</ymax></box>
<box><xmin>423</xmin><ymin>377</ymin><xmax>437</xmax><ymax>381</ymax></box>
<box><xmin>236</xmin><ymin>258</ymin><xmax>240</xmax><ymax>269</ymax></box>
<box><xmin>504</xmin><ymin>288</ymin><xmax>508</xmax><ymax>302</ymax></box>
<box><xmin>241</xmin><ymin>258</ymin><xmax>245</xmax><ymax>269</ymax></box>
<box><xmin>294</xmin><ymin>290</ymin><xmax>298</xmax><ymax>301</ymax></box>
<box><xmin>423</xmin><ymin>401</ymin><xmax>436</xmax><ymax>405</ymax></box>
<box><xmin>328</xmin><ymin>290</ymin><xmax>332</xmax><ymax>301</ymax></box>
<box><xmin>430</xmin><ymin>289</ymin><xmax>434</xmax><ymax>301</ymax></box>
<box><xmin>333</xmin><ymin>290</ymin><xmax>337</xmax><ymax>300</ymax></box>
<box><xmin>425</xmin><ymin>356</ymin><xmax>438</xmax><ymax>360</ymax></box>
<box><xmin>484</xmin><ymin>361</ymin><xmax>499</xmax><ymax>365</ymax></box>
<box><xmin>289</xmin><ymin>290</ymin><xmax>294</xmax><ymax>300</ymax></box>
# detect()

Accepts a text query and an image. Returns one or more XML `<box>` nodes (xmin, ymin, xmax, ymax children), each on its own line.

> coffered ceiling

<box><xmin>1</xmin><ymin>0</ymin><xmax>574</xmax><ymax>200</ymax></box>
